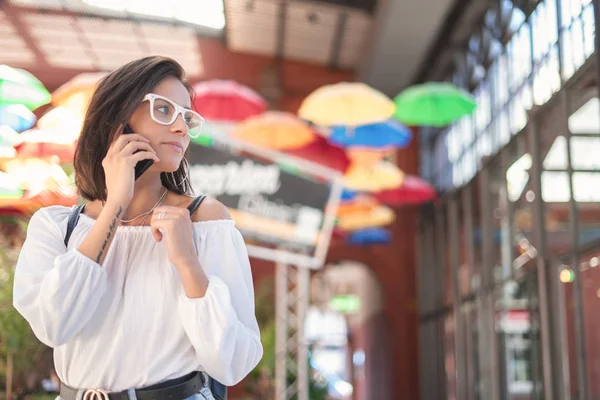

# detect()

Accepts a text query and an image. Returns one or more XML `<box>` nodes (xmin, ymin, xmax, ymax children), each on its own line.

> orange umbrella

<box><xmin>344</xmin><ymin>160</ymin><xmax>404</xmax><ymax>192</ymax></box>
<box><xmin>336</xmin><ymin>194</ymin><xmax>379</xmax><ymax>217</ymax></box>
<box><xmin>336</xmin><ymin>204</ymin><xmax>396</xmax><ymax>232</ymax></box>
<box><xmin>51</xmin><ymin>72</ymin><xmax>106</xmax><ymax>114</ymax></box>
<box><xmin>231</xmin><ymin>111</ymin><xmax>316</xmax><ymax>150</ymax></box>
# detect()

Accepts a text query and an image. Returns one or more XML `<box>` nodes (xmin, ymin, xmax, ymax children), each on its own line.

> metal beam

<box><xmin>328</xmin><ymin>10</ymin><xmax>348</xmax><ymax>68</ymax></box>
<box><xmin>526</xmin><ymin>111</ymin><xmax>554</xmax><ymax>400</ymax></box>
<box><xmin>276</xmin><ymin>0</ymin><xmax>289</xmax><ymax>58</ymax></box>
<box><xmin>4</xmin><ymin>3</ymin><xmax>223</xmax><ymax>38</ymax></box>
<box><xmin>275</xmin><ymin>262</ymin><xmax>310</xmax><ymax>400</ymax></box>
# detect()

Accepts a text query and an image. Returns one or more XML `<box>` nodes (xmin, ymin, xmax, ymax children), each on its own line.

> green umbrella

<box><xmin>0</xmin><ymin>65</ymin><xmax>51</xmax><ymax>110</ymax></box>
<box><xmin>393</xmin><ymin>82</ymin><xmax>476</xmax><ymax>127</ymax></box>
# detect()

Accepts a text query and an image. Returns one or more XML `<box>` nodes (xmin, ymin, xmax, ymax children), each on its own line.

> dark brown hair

<box><xmin>74</xmin><ymin>56</ymin><xmax>194</xmax><ymax>202</ymax></box>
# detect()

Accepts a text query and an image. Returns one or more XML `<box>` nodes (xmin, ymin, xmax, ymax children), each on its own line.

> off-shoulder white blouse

<box><xmin>12</xmin><ymin>205</ymin><xmax>263</xmax><ymax>392</ymax></box>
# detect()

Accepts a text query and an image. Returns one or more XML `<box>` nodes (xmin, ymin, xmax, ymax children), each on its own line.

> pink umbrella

<box><xmin>374</xmin><ymin>175</ymin><xmax>436</xmax><ymax>205</ymax></box>
<box><xmin>192</xmin><ymin>80</ymin><xmax>268</xmax><ymax>122</ymax></box>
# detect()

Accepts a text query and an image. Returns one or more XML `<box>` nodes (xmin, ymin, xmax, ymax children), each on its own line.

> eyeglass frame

<box><xmin>142</xmin><ymin>93</ymin><xmax>205</xmax><ymax>138</ymax></box>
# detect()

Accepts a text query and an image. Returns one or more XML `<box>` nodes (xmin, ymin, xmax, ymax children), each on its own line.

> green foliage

<box><xmin>0</xmin><ymin>228</ymin><xmax>47</xmax><ymax>395</ymax></box>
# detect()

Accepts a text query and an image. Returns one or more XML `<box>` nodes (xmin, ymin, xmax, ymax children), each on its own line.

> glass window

<box><xmin>533</xmin><ymin>46</ymin><xmax>560</xmax><ymax>106</ymax></box>
<box><xmin>532</xmin><ymin>1</ymin><xmax>558</xmax><ymax>63</ymax></box>
<box><xmin>509</xmin><ymin>23</ymin><xmax>532</xmax><ymax>91</ymax></box>
<box><xmin>582</xmin><ymin>4</ymin><xmax>595</xmax><ymax>58</ymax></box>
<box><xmin>497</xmin><ymin>54</ymin><xmax>510</xmax><ymax>107</ymax></box>
<box><xmin>498</xmin><ymin>109</ymin><xmax>511</xmax><ymax>146</ymax></box>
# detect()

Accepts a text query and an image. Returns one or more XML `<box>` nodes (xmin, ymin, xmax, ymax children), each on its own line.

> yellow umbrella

<box><xmin>344</xmin><ymin>160</ymin><xmax>405</xmax><ymax>192</ymax></box>
<box><xmin>337</xmin><ymin>204</ymin><xmax>396</xmax><ymax>231</ymax></box>
<box><xmin>231</xmin><ymin>111</ymin><xmax>316</xmax><ymax>150</ymax></box>
<box><xmin>52</xmin><ymin>72</ymin><xmax>107</xmax><ymax>114</ymax></box>
<box><xmin>298</xmin><ymin>82</ymin><xmax>395</xmax><ymax>126</ymax></box>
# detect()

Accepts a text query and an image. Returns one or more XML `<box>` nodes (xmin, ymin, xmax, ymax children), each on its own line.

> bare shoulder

<box><xmin>189</xmin><ymin>196</ymin><xmax>232</xmax><ymax>222</ymax></box>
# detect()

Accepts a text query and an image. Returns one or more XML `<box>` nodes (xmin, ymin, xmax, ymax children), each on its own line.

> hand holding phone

<box><xmin>123</xmin><ymin>124</ymin><xmax>154</xmax><ymax>180</ymax></box>
<box><xmin>102</xmin><ymin>125</ymin><xmax>159</xmax><ymax>207</ymax></box>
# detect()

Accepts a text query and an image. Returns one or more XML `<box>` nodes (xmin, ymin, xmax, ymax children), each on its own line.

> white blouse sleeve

<box><xmin>178</xmin><ymin>221</ymin><xmax>263</xmax><ymax>386</ymax></box>
<box><xmin>12</xmin><ymin>207</ymin><xmax>108</xmax><ymax>348</ymax></box>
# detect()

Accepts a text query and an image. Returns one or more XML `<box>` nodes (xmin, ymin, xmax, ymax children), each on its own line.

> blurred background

<box><xmin>0</xmin><ymin>0</ymin><xmax>598</xmax><ymax>399</ymax></box>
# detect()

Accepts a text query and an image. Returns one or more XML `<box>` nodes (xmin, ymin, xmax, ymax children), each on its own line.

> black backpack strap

<box><xmin>64</xmin><ymin>204</ymin><xmax>86</xmax><ymax>247</ymax></box>
<box><xmin>187</xmin><ymin>195</ymin><xmax>207</xmax><ymax>217</ymax></box>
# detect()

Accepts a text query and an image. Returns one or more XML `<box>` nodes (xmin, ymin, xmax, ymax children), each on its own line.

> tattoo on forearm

<box><xmin>96</xmin><ymin>207</ymin><xmax>123</xmax><ymax>263</ymax></box>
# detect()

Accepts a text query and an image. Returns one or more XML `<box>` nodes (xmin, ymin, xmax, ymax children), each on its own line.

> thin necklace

<box><xmin>120</xmin><ymin>188</ymin><xmax>168</xmax><ymax>225</ymax></box>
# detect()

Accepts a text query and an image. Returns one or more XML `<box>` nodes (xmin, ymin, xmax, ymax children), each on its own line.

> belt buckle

<box><xmin>83</xmin><ymin>388</ymin><xmax>110</xmax><ymax>400</ymax></box>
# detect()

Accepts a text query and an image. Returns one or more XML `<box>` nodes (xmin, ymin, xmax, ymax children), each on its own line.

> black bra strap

<box><xmin>64</xmin><ymin>204</ymin><xmax>86</xmax><ymax>247</ymax></box>
<box><xmin>187</xmin><ymin>195</ymin><xmax>207</xmax><ymax>216</ymax></box>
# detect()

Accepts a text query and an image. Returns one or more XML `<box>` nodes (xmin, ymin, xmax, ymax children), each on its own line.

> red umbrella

<box><xmin>374</xmin><ymin>175</ymin><xmax>436</xmax><ymax>205</ymax></box>
<box><xmin>192</xmin><ymin>80</ymin><xmax>268</xmax><ymax>122</ymax></box>
<box><xmin>14</xmin><ymin>140</ymin><xmax>75</xmax><ymax>162</ymax></box>
<box><xmin>284</xmin><ymin>136</ymin><xmax>350</xmax><ymax>173</ymax></box>
<box><xmin>13</xmin><ymin>129</ymin><xmax>76</xmax><ymax>162</ymax></box>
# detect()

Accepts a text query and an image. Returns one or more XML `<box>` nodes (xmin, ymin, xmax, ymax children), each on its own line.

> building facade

<box><xmin>417</xmin><ymin>0</ymin><xmax>600</xmax><ymax>399</ymax></box>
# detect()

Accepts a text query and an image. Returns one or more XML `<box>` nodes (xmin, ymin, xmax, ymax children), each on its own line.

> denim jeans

<box><xmin>57</xmin><ymin>372</ymin><xmax>215</xmax><ymax>400</ymax></box>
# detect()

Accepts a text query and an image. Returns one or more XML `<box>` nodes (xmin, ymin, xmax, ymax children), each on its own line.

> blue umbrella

<box><xmin>347</xmin><ymin>227</ymin><xmax>392</xmax><ymax>245</ymax></box>
<box><xmin>340</xmin><ymin>188</ymin><xmax>358</xmax><ymax>202</ymax></box>
<box><xmin>329</xmin><ymin>119</ymin><xmax>412</xmax><ymax>150</ymax></box>
<box><xmin>0</xmin><ymin>104</ymin><xmax>36</xmax><ymax>132</ymax></box>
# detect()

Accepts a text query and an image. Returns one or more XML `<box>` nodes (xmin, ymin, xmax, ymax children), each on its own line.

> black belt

<box><xmin>60</xmin><ymin>371</ymin><xmax>204</xmax><ymax>400</ymax></box>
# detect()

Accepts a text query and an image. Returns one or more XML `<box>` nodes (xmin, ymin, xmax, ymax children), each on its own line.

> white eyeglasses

<box><xmin>142</xmin><ymin>93</ymin><xmax>204</xmax><ymax>138</ymax></box>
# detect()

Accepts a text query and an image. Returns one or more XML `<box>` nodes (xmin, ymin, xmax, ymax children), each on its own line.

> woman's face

<box><xmin>128</xmin><ymin>76</ymin><xmax>192</xmax><ymax>173</ymax></box>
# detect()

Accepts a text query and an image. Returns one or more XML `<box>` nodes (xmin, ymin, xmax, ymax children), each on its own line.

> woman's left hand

<box><xmin>150</xmin><ymin>205</ymin><xmax>196</xmax><ymax>267</ymax></box>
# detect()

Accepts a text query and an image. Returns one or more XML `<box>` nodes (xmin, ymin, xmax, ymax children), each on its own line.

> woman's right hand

<box><xmin>102</xmin><ymin>129</ymin><xmax>160</xmax><ymax>207</ymax></box>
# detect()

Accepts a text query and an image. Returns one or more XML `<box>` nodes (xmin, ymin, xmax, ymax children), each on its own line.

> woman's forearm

<box><xmin>77</xmin><ymin>201</ymin><xmax>124</xmax><ymax>265</ymax></box>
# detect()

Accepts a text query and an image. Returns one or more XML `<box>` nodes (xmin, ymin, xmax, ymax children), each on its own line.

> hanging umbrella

<box><xmin>284</xmin><ymin>136</ymin><xmax>350</xmax><ymax>173</ymax></box>
<box><xmin>347</xmin><ymin>228</ymin><xmax>392</xmax><ymax>245</ymax></box>
<box><xmin>374</xmin><ymin>175</ymin><xmax>437</xmax><ymax>205</ymax></box>
<box><xmin>340</xmin><ymin>188</ymin><xmax>358</xmax><ymax>202</ymax></box>
<box><xmin>0</xmin><ymin>104</ymin><xmax>36</xmax><ymax>132</ymax></box>
<box><xmin>192</xmin><ymin>80</ymin><xmax>268</xmax><ymax>122</ymax></box>
<box><xmin>336</xmin><ymin>204</ymin><xmax>396</xmax><ymax>232</ymax></box>
<box><xmin>337</xmin><ymin>195</ymin><xmax>379</xmax><ymax>218</ymax></box>
<box><xmin>329</xmin><ymin>119</ymin><xmax>412</xmax><ymax>150</ymax></box>
<box><xmin>0</xmin><ymin>65</ymin><xmax>51</xmax><ymax>110</ymax></box>
<box><xmin>344</xmin><ymin>160</ymin><xmax>404</xmax><ymax>192</ymax></box>
<box><xmin>52</xmin><ymin>72</ymin><xmax>107</xmax><ymax>114</ymax></box>
<box><xmin>393</xmin><ymin>82</ymin><xmax>476</xmax><ymax>127</ymax></box>
<box><xmin>298</xmin><ymin>82</ymin><xmax>395</xmax><ymax>126</ymax></box>
<box><xmin>346</xmin><ymin>148</ymin><xmax>391</xmax><ymax>167</ymax></box>
<box><xmin>232</xmin><ymin>111</ymin><xmax>316</xmax><ymax>150</ymax></box>
<box><xmin>14</xmin><ymin>129</ymin><xmax>76</xmax><ymax>162</ymax></box>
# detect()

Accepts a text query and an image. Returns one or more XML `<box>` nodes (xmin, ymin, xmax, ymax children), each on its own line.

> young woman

<box><xmin>13</xmin><ymin>56</ymin><xmax>262</xmax><ymax>400</ymax></box>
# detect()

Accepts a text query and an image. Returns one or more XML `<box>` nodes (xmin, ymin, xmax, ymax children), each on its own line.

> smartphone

<box><xmin>123</xmin><ymin>124</ymin><xmax>154</xmax><ymax>180</ymax></box>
